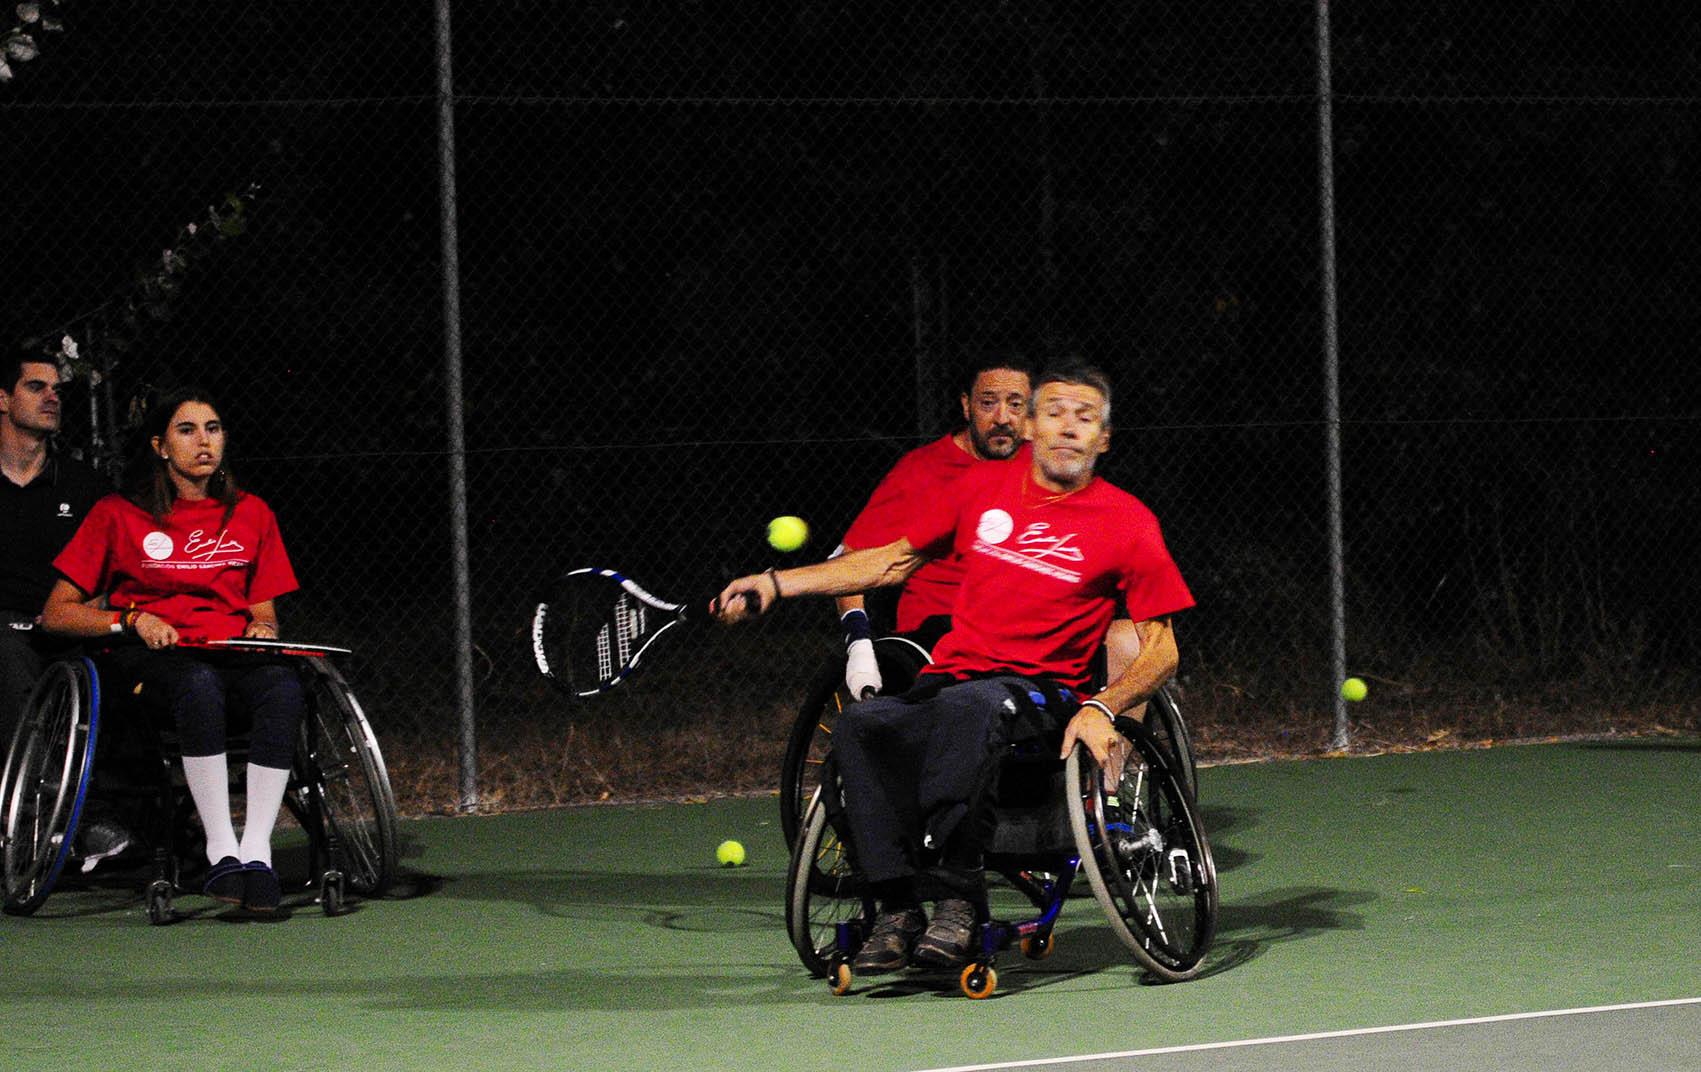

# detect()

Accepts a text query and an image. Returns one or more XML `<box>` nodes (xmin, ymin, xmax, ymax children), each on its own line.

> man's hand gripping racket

<box><xmin>531</xmin><ymin>567</ymin><xmax>767</xmax><ymax>697</ymax></box>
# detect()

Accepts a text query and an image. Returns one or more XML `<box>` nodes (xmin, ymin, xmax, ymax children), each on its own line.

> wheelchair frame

<box><xmin>779</xmin><ymin>636</ymin><xmax>1200</xmax><ymax>851</ymax></box>
<box><xmin>784</xmin><ymin>705</ymin><xmax>1217</xmax><ymax>997</ymax></box>
<box><xmin>1</xmin><ymin>647</ymin><xmax>399</xmax><ymax>922</ymax></box>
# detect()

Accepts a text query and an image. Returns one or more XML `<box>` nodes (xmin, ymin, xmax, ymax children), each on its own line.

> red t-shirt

<box><xmin>54</xmin><ymin>492</ymin><xmax>299</xmax><ymax>642</ymax></box>
<box><xmin>906</xmin><ymin>459</ymin><xmax>1193</xmax><ymax>690</ymax></box>
<box><xmin>841</xmin><ymin>434</ymin><xmax>983</xmax><ymax>633</ymax></box>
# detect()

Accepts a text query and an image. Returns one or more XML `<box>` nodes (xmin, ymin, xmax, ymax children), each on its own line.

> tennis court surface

<box><xmin>6</xmin><ymin>738</ymin><xmax>1699</xmax><ymax>1071</ymax></box>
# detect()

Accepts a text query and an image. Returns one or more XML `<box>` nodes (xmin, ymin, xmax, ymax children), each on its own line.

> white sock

<box><xmin>237</xmin><ymin>764</ymin><xmax>291</xmax><ymax>867</ymax></box>
<box><xmin>180</xmin><ymin>754</ymin><xmax>239</xmax><ymax>864</ymax></box>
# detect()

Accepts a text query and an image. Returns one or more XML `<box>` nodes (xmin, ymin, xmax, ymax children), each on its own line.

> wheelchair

<box><xmin>779</xmin><ymin>635</ymin><xmax>1199</xmax><ymax>852</ymax></box>
<box><xmin>784</xmin><ymin>681</ymin><xmax>1217</xmax><ymax>998</ymax></box>
<box><xmin>0</xmin><ymin>643</ymin><xmax>399</xmax><ymax>922</ymax></box>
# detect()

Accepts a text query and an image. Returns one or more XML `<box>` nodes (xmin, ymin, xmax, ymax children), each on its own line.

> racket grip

<box><xmin>706</xmin><ymin>589</ymin><xmax>763</xmax><ymax>618</ymax></box>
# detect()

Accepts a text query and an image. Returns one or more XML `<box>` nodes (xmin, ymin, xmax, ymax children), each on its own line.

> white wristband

<box><xmin>1078</xmin><ymin>698</ymin><xmax>1117</xmax><ymax>724</ymax></box>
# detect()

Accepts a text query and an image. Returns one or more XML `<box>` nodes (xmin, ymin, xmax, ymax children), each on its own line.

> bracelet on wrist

<box><xmin>1078</xmin><ymin>698</ymin><xmax>1118</xmax><ymax>725</ymax></box>
<box><xmin>766</xmin><ymin>568</ymin><xmax>783</xmax><ymax>602</ymax></box>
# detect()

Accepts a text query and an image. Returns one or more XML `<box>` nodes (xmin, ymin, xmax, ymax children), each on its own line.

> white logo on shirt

<box><xmin>57</xmin><ymin>502</ymin><xmax>73</xmax><ymax>518</ymax></box>
<box><xmin>971</xmin><ymin>521</ymin><xmax>1085</xmax><ymax>584</ymax></box>
<box><xmin>143</xmin><ymin>532</ymin><xmax>174</xmax><ymax>560</ymax></box>
<box><xmin>1016</xmin><ymin>522</ymin><xmax>1085</xmax><ymax>563</ymax></box>
<box><xmin>975</xmin><ymin>509</ymin><xmax>1014</xmax><ymax>545</ymax></box>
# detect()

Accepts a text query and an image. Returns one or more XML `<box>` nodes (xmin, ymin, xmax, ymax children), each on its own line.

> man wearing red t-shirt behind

<box><xmin>44</xmin><ymin>387</ymin><xmax>304</xmax><ymax>913</ymax></box>
<box><xmin>717</xmin><ymin>363</ymin><xmax>1192</xmax><ymax>975</ymax></box>
<box><xmin>832</xmin><ymin>356</ymin><xmax>1030</xmax><ymax>698</ymax></box>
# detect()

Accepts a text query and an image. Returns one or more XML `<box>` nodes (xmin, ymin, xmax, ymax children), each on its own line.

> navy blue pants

<box><xmin>831</xmin><ymin>675</ymin><xmax>1064</xmax><ymax>886</ymax></box>
<box><xmin>107</xmin><ymin>648</ymin><xmax>304</xmax><ymax>767</ymax></box>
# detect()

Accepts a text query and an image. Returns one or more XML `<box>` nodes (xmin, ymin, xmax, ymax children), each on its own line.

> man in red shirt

<box><xmin>832</xmin><ymin>356</ymin><xmax>1031</xmax><ymax>697</ymax></box>
<box><xmin>717</xmin><ymin>363</ymin><xmax>1192</xmax><ymax>975</ymax></box>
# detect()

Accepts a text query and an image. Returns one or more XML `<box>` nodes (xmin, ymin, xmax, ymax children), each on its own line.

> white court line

<box><xmin>915</xmin><ymin>996</ymin><xmax>1701</xmax><ymax>1072</ymax></box>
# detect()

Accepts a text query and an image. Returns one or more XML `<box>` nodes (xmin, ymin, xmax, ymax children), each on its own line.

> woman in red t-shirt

<box><xmin>43</xmin><ymin>387</ymin><xmax>303</xmax><ymax>913</ymax></box>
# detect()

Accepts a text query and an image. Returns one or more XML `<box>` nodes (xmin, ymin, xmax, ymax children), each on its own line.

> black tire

<box><xmin>1</xmin><ymin>658</ymin><xmax>100</xmax><ymax>916</ymax></box>
<box><xmin>1144</xmin><ymin>683</ymin><xmax>1198</xmax><ymax>801</ymax></box>
<box><xmin>778</xmin><ymin>636</ymin><xmax>930</xmax><ymax>850</ymax></box>
<box><xmin>1065</xmin><ymin>717</ymin><xmax>1217</xmax><ymax>982</ymax></box>
<box><xmin>785</xmin><ymin>788</ymin><xmax>872</xmax><ymax>978</ymax></box>
<box><xmin>299</xmin><ymin>661</ymin><xmax>399</xmax><ymax>898</ymax></box>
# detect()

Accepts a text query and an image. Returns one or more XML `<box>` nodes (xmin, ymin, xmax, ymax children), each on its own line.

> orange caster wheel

<box><xmin>829</xmin><ymin>961</ymin><xmax>853</xmax><ymax>996</ymax></box>
<box><xmin>1020</xmin><ymin>933</ymin><xmax>1054</xmax><ymax>960</ymax></box>
<box><xmin>960</xmin><ymin>963</ymin><xmax>997</xmax><ymax>999</ymax></box>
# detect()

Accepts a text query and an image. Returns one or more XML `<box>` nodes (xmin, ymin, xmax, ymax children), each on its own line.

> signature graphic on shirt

<box><xmin>972</xmin><ymin>513</ymin><xmax>1084</xmax><ymax>584</ymax></box>
<box><xmin>140</xmin><ymin>528</ymin><xmax>250</xmax><ymax>570</ymax></box>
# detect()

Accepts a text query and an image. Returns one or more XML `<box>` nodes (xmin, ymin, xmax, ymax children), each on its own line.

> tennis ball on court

<box><xmin>1340</xmin><ymin>677</ymin><xmax>1368</xmax><ymax>702</ymax></box>
<box><xmin>716</xmin><ymin>839</ymin><xmax>747</xmax><ymax>867</ymax></box>
<box><xmin>766</xmin><ymin>515</ymin><xmax>809</xmax><ymax>553</ymax></box>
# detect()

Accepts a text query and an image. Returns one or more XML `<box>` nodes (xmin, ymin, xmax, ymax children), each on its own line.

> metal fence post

<box><xmin>435</xmin><ymin>0</ymin><xmax>478</xmax><ymax>808</ymax></box>
<box><xmin>1316</xmin><ymin>0</ymin><xmax>1349</xmax><ymax>752</ymax></box>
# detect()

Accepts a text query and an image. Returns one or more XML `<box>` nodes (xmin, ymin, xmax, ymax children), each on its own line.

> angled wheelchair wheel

<box><xmin>778</xmin><ymin>635</ymin><xmax>930</xmax><ymax>850</ymax></box>
<box><xmin>298</xmin><ymin>661</ymin><xmax>398</xmax><ymax>898</ymax></box>
<box><xmin>785</xmin><ymin>787</ymin><xmax>872</xmax><ymax>978</ymax></box>
<box><xmin>1143</xmin><ymin>684</ymin><xmax>1198</xmax><ymax>801</ymax></box>
<box><xmin>1065</xmin><ymin>718</ymin><xmax>1217</xmax><ymax>982</ymax></box>
<box><xmin>2</xmin><ymin>658</ymin><xmax>100</xmax><ymax>916</ymax></box>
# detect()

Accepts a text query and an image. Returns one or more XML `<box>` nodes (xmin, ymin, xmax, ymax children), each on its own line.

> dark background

<box><xmin>6</xmin><ymin>1</ymin><xmax>1697</xmax><ymax>809</ymax></box>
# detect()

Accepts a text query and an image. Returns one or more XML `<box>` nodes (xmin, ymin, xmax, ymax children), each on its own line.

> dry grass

<box><xmin>376</xmin><ymin>661</ymin><xmax>1701</xmax><ymax>817</ymax></box>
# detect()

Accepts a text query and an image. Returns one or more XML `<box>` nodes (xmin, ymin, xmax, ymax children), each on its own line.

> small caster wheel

<box><xmin>1020</xmin><ymin>933</ymin><xmax>1054</xmax><ymax>960</ymax></box>
<box><xmin>960</xmin><ymin>963</ymin><xmax>997</xmax><ymax>999</ymax></box>
<box><xmin>828</xmin><ymin>960</ymin><xmax>853</xmax><ymax>996</ymax></box>
<box><xmin>146</xmin><ymin>880</ymin><xmax>175</xmax><ymax>925</ymax></box>
<box><xmin>320</xmin><ymin>869</ymin><xmax>345</xmax><ymax>916</ymax></box>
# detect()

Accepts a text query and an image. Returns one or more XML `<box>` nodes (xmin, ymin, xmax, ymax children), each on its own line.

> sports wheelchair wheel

<box><xmin>1</xmin><ymin>658</ymin><xmax>100</xmax><ymax>916</ymax></box>
<box><xmin>778</xmin><ymin>635</ymin><xmax>930</xmax><ymax>850</ymax></box>
<box><xmin>785</xmin><ymin>786</ymin><xmax>872</xmax><ymax>979</ymax></box>
<box><xmin>1066</xmin><ymin>717</ymin><xmax>1217</xmax><ymax>982</ymax></box>
<box><xmin>1143</xmin><ymin>684</ymin><xmax>1198</xmax><ymax>801</ymax></box>
<box><xmin>295</xmin><ymin>660</ymin><xmax>398</xmax><ymax>898</ymax></box>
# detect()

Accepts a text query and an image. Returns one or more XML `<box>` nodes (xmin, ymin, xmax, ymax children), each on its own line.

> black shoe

<box><xmin>241</xmin><ymin>861</ymin><xmax>282</xmax><ymax>912</ymax></box>
<box><xmin>850</xmin><ymin>908</ymin><xmax>925</xmax><ymax>976</ymax></box>
<box><xmin>75</xmin><ymin>819</ymin><xmax>135</xmax><ymax>874</ymax></box>
<box><xmin>912</xmin><ymin>897</ymin><xmax>977</xmax><ymax>970</ymax></box>
<box><xmin>203</xmin><ymin>856</ymin><xmax>246</xmax><ymax>904</ymax></box>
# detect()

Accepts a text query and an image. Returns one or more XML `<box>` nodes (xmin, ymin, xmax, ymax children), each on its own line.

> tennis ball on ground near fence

<box><xmin>1340</xmin><ymin>677</ymin><xmax>1368</xmax><ymax>702</ymax></box>
<box><xmin>716</xmin><ymin>839</ymin><xmax>747</xmax><ymax>867</ymax></box>
<box><xmin>767</xmin><ymin>516</ymin><xmax>809</xmax><ymax>553</ymax></box>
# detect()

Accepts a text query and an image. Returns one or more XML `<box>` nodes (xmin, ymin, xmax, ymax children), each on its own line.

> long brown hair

<box><xmin>123</xmin><ymin>386</ymin><xmax>243</xmax><ymax>526</ymax></box>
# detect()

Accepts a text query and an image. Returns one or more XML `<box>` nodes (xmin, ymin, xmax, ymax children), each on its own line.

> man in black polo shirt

<box><xmin>1</xmin><ymin>355</ymin><xmax>107</xmax><ymax>743</ymax></box>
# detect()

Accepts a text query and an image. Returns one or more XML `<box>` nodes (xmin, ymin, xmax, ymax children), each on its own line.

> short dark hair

<box><xmin>2</xmin><ymin>353</ymin><xmax>55</xmax><ymax>394</ymax></box>
<box><xmin>958</xmin><ymin>351</ymin><xmax>1034</xmax><ymax>397</ymax></box>
<box><xmin>1034</xmin><ymin>361</ymin><xmax>1114</xmax><ymax>426</ymax></box>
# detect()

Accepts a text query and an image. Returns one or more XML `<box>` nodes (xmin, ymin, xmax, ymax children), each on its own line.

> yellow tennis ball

<box><xmin>716</xmin><ymin>839</ymin><xmax>746</xmax><ymax>867</ymax></box>
<box><xmin>766</xmin><ymin>515</ymin><xmax>809</xmax><ymax>553</ymax></box>
<box><xmin>1340</xmin><ymin>677</ymin><xmax>1368</xmax><ymax>702</ymax></box>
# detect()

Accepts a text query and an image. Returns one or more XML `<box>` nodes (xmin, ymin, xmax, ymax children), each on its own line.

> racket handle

<box><xmin>706</xmin><ymin>589</ymin><xmax>763</xmax><ymax>617</ymax></box>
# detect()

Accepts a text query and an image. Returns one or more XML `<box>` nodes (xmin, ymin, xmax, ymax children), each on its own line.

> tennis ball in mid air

<box><xmin>716</xmin><ymin>839</ymin><xmax>746</xmax><ymax>867</ymax></box>
<box><xmin>1340</xmin><ymin>677</ymin><xmax>1368</xmax><ymax>702</ymax></box>
<box><xmin>767</xmin><ymin>515</ymin><xmax>809</xmax><ymax>553</ymax></box>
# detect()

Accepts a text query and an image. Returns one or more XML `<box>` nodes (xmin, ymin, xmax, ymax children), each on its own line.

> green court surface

<box><xmin>5</xmin><ymin>739</ymin><xmax>1700</xmax><ymax>1071</ymax></box>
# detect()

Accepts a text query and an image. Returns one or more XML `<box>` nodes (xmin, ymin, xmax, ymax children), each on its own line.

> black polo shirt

<box><xmin>1</xmin><ymin>451</ymin><xmax>109</xmax><ymax>618</ymax></box>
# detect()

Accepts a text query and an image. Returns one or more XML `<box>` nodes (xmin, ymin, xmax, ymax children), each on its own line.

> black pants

<box><xmin>105</xmin><ymin>647</ymin><xmax>305</xmax><ymax>768</ymax></box>
<box><xmin>0</xmin><ymin>621</ymin><xmax>80</xmax><ymax>748</ymax></box>
<box><xmin>831</xmin><ymin>674</ymin><xmax>1066</xmax><ymax>888</ymax></box>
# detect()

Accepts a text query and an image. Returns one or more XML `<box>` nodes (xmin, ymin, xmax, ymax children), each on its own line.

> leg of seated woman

<box><xmin>114</xmin><ymin>650</ymin><xmax>240</xmax><ymax>864</ymax></box>
<box><xmin>230</xmin><ymin>662</ymin><xmax>305</xmax><ymax>867</ymax></box>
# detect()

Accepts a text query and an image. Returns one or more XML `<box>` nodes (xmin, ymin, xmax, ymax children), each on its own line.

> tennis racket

<box><xmin>531</xmin><ymin>568</ymin><xmax>753</xmax><ymax>697</ymax></box>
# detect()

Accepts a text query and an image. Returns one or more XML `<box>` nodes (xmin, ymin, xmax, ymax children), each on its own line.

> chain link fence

<box><xmin>7</xmin><ymin>2</ymin><xmax>1697</xmax><ymax>815</ymax></box>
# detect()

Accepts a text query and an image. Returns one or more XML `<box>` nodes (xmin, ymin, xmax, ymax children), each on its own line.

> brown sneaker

<box><xmin>911</xmin><ymin>897</ymin><xmax>977</xmax><ymax>970</ymax></box>
<box><xmin>850</xmin><ymin>908</ymin><xmax>926</xmax><ymax>976</ymax></box>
